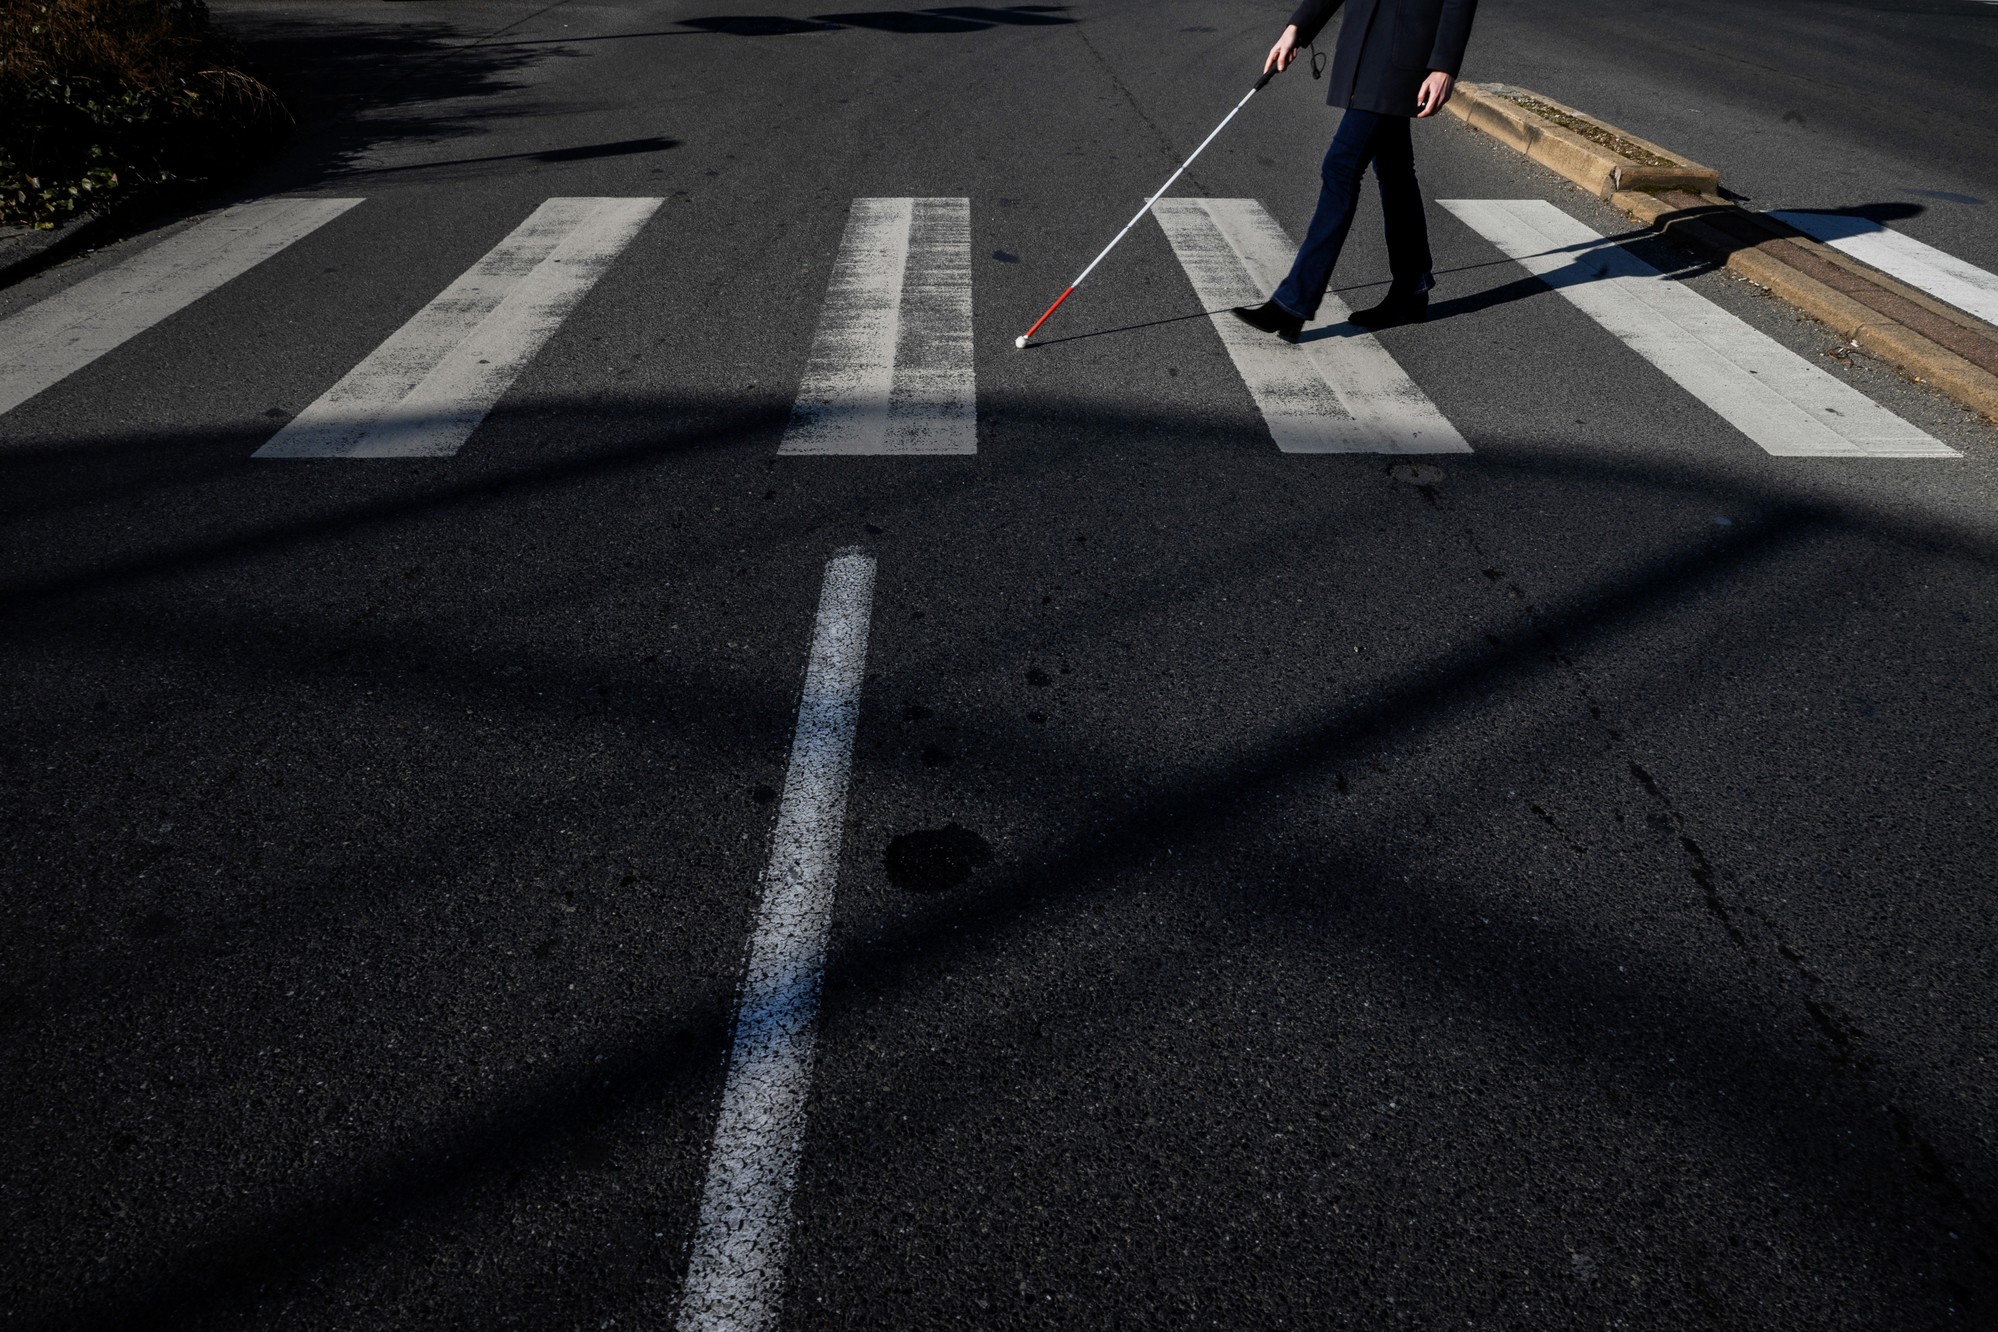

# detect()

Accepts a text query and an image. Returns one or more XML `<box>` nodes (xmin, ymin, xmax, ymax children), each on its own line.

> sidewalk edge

<box><xmin>1447</xmin><ymin>81</ymin><xmax>1998</xmax><ymax>426</ymax></box>
<box><xmin>1614</xmin><ymin>190</ymin><xmax>1998</xmax><ymax>426</ymax></box>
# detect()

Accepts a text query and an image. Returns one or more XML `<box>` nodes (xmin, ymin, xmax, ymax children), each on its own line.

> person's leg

<box><xmin>1371</xmin><ymin>115</ymin><xmax>1433</xmax><ymax>295</ymax></box>
<box><xmin>1271</xmin><ymin>109</ymin><xmax>1387</xmax><ymax>320</ymax></box>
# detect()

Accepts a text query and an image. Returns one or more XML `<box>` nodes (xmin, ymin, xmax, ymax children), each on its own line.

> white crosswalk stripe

<box><xmin>1768</xmin><ymin>210</ymin><xmax>1998</xmax><ymax>329</ymax></box>
<box><xmin>255</xmin><ymin>197</ymin><xmax>660</xmax><ymax>459</ymax></box>
<box><xmin>0</xmin><ymin>197</ymin><xmax>361</xmax><ymax>420</ymax></box>
<box><xmin>779</xmin><ymin>197</ymin><xmax>976</xmax><ymax>456</ymax></box>
<box><xmin>1441</xmin><ymin>198</ymin><xmax>1958</xmax><ymax>459</ymax></box>
<box><xmin>1152</xmin><ymin>197</ymin><xmax>1471</xmax><ymax>455</ymax></box>
<box><xmin>13</xmin><ymin>191</ymin><xmax>1965</xmax><ymax>470</ymax></box>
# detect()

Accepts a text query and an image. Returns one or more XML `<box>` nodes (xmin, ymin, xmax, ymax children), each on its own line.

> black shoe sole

<box><xmin>1231</xmin><ymin>303</ymin><xmax>1305</xmax><ymax>341</ymax></box>
<box><xmin>1349</xmin><ymin>298</ymin><xmax>1429</xmax><ymax>330</ymax></box>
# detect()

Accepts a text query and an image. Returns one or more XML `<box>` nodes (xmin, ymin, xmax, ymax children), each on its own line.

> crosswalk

<box><xmin>0</xmin><ymin>191</ymin><xmax>1985</xmax><ymax>465</ymax></box>
<box><xmin>1769</xmin><ymin>210</ymin><xmax>1998</xmax><ymax>330</ymax></box>
<box><xmin>1441</xmin><ymin>199</ymin><xmax>1958</xmax><ymax>458</ymax></box>
<box><xmin>257</xmin><ymin>197</ymin><xmax>661</xmax><ymax>459</ymax></box>
<box><xmin>0</xmin><ymin>197</ymin><xmax>360</xmax><ymax>417</ymax></box>
<box><xmin>1154</xmin><ymin>197</ymin><xmax>1469</xmax><ymax>455</ymax></box>
<box><xmin>779</xmin><ymin>197</ymin><xmax>976</xmax><ymax>456</ymax></box>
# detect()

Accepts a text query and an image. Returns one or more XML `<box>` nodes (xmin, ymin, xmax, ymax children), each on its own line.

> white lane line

<box><xmin>1769</xmin><ymin>209</ymin><xmax>1998</xmax><ymax>329</ymax></box>
<box><xmin>676</xmin><ymin>549</ymin><xmax>877</xmax><ymax>1332</ymax></box>
<box><xmin>779</xmin><ymin>197</ymin><xmax>975</xmax><ymax>455</ymax></box>
<box><xmin>0</xmin><ymin>197</ymin><xmax>361</xmax><ymax>419</ymax></box>
<box><xmin>1152</xmin><ymin>197</ymin><xmax>1470</xmax><ymax>455</ymax></box>
<box><xmin>1440</xmin><ymin>199</ymin><xmax>1957</xmax><ymax>459</ymax></box>
<box><xmin>256</xmin><ymin>197</ymin><xmax>660</xmax><ymax>459</ymax></box>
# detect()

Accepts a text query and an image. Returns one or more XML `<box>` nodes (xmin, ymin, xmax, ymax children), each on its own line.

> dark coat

<box><xmin>1286</xmin><ymin>0</ymin><xmax>1480</xmax><ymax>117</ymax></box>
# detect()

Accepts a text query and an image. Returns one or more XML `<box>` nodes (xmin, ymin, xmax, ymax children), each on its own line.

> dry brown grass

<box><xmin>1</xmin><ymin>0</ymin><xmax>288</xmax><ymax>228</ymax></box>
<box><xmin>5</xmin><ymin>0</ymin><xmax>221</xmax><ymax>87</ymax></box>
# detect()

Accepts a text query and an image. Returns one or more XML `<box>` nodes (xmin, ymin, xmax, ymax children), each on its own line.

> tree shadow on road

<box><xmin>679</xmin><ymin>4</ymin><xmax>1072</xmax><ymax>36</ymax></box>
<box><xmin>218</xmin><ymin>12</ymin><xmax>574</xmax><ymax>192</ymax></box>
<box><xmin>6</xmin><ymin>394</ymin><xmax>1998</xmax><ymax>1327</ymax></box>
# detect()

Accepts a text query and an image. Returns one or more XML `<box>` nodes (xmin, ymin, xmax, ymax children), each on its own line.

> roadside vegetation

<box><xmin>1</xmin><ymin>0</ymin><xmax>289</xmax><ymax>230</ymax></box>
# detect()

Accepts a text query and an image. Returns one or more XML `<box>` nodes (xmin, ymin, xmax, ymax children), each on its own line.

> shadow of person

<box><xmin>815</xmin><ymin>10</ymin><xmax>992</xmax><ymax>32</ymax></box>
<box><xmin>1779</xmin><ymin>201</ymin><xmax>1927</xmax><ymax>226</ymax></box>
<box><xmin>534</xmin><ymin>137</ymin><xmax>682</xmax><ymax>163</ymax></box>
<box><xmin>1761</xmin><ymin>201</ymin><xmax>1931</xmax><ymax>244</ymax></box>
<box><xmin>678</xmin><ymin>5</ymin><xmax>1074</xmax><ymax>36</ymax></box>
<box><xmin>677</xmin><ymin>15</ymin><xmax>842</xmax><ymax>34</ymax></box>
<box><xmin>924</xmin><ymin>5</ymin><xmax>1075</xmax><ymax>23</ymax></box>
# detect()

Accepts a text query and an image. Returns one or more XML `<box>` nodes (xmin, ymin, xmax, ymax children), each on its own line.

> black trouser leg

<box><xmin>1370</xmin><ymin>114</ymin><xmax>1433</xmax><ymax>295</ymax></box>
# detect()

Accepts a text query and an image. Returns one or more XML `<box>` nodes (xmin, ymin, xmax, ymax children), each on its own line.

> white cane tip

<box><xmin>1014</xmin><ymin>336</ymin><xmax>1029</xmax><ymax>349</ymax></box>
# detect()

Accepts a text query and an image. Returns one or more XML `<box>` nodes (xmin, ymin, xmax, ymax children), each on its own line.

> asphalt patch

<box><xmin>127</xmin><ymin>911</ymin><xmax>181</xmax><ymax>940</ymax></box>
<box><xmin>884</xmin><ymin>824</ymin><xmax>992</xmax><ymax>892</ymax></box>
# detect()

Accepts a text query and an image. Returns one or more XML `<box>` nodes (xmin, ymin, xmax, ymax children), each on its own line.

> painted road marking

<box><xmin>1152</xmin><ymin>197</ymin><xmax>1470</xmax><ymax>455</ymax></box>
<box><xmin>1441</xmin><ymin>199</ymin><xmax>1957</xmax><ymax>459</ymax></box>
<box><xmin>677</xmin><ymin>549</ymin><xmax>877</xmax><ymax>1332</ymax></box>
<box><xmin>1769</xmin><ymin>210</ymin><xmax>1998</xmax><ymax>329</ymax></box>
<box><xmin>256</xmin><ymin>197</ymin><xmax>660</xmax><ymax>459</ymax></box>
<box><xmin>0</xmin><ymin>197</ymin><xmax>361</xmax><ymax>419</ymax></box>
<box><xmin>779</xmin><ymin>197</ymin><xmax>975</xmax><ymax>455</ymax></box>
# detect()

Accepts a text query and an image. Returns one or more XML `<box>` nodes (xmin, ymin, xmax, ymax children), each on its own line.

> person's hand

<box><xmin>1415</xmin><ymin>70</ymin><xmax>1455</xmax><ymax>117</ymax></box>
<box><xmin>1264</xmin><ymin>24</ymin><xmax>1301</xmax><ymax>74</ymax></box>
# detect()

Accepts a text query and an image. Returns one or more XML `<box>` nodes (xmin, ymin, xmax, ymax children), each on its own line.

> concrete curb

<box><xmin>0</xmin><ymin>211</ymin><xmax>123</xmax><ymax>289</ymax></box>
<box><xmin>1448</xmin><ymin>81</ymin><xmax>1998</xmax><ymax>426</ymax></box>
<box><xmin>0</xmin><ymin>179</ymin><xmax>216</xmax><ymax>292</ymax></box>
<box><xmin>1445</xmin><ymin>82</ymin><xmax>1719</xmax><ymax>200</ymax></box>
<box><xmin>1615</xmin><ymin>190</ymin><xmax>1998</xmax><ymax>425</ymax></box>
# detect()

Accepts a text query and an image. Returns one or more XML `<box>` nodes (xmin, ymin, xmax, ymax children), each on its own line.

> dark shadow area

<box><xmin>1774</xmin><ymin>201</ymin><xmax>1927</xmax><ymax>225</ymax></box>
<box><xmin>9</xmin><ymin>402</ymin><xmax>1997</xmax><ymax>1326</ymax></box>
<box><xmin>1027</xmin><ymin>226</ymin><xmax>1705</xmax><ymax>350</ymax></box>
<box><xmin>1368</xmin><ymin>269</ymin><xmax>1561</xmax><ymax>332</ymax></box>
<box><xmin>528</xmin><ymin>135</ymin><xmax>682</xmax><ymax>164</ymax></box>
<box><xmin>818</xmin><ymin>10</ymin><xmax>994</xmax><ymax>32</ymax></box>
<box><xmin>1025</xmin><ymin>307</ymin><xmax>1223</xmax><ymax>347</ymax></box>
<box><xmin>1319</xmin><ymin>224</ymin><xmax>1719</xmax><ymax>336</ymax></box>
<box><xmin>329</xmin><ymin>135</ymin><xmax>682</xmax><ymax>178</ymax></box>
<box><xmin>925</xmin><ymin>4</ymin><xmax>1074</xmax><ymax>22</ymax></box>
<box><xmin>1633</xmin><ymin>196</ymin><xmax>1998</xmax><ymax>373</ymax></box>
<box><xmin>1902</xmin><ymin>187</ymin><xmax>1985</xmax><ymax>206</ymax></box>
<box><xmin>679</xmin><ymin>4</ymin><xmax>1071</xmax><ymax>36</ymax></box>
<box><xmin>1645</xmin><ymin>196</ymin><xmax>1864</xmax><ymax>257</ymax></box>
<box><xmin>1816</xmin><ymin>0</ymin><xmax>1998</xmax><ymax>16</ymax></box>
<box><xmin>3</xmin><ymin>382</ymin><xmax>1996</xmax><ymax>615</ymax></box>
<box><xmin>8</xmin><ymin>394</ymin><xmax>1998</xmax><ymax>1328</ymax></box>
<box><xmin>216</xmin><ymin>14</ymin><xmax>577</xmax><ymax>193</ymax></box>
<box><xmin>677</xmin><ymin>14</ymin><xmax>842</xmax><ymax>34</ymax></box>
<box><xmin>477</xmin><ymin>28</ymin><xmax>718</xmax><ymax>46</ymax></box>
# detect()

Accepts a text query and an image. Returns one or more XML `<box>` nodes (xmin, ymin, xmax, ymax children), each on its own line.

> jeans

<box><xmin>1272</xmin><ymin>108</ymin><xmax>1434</xmax><ymax>321</ymax></box>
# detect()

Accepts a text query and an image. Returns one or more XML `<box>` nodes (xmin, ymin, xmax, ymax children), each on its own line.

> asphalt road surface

<box><xmin>4</xmin><ymin>1</ymin><xmax>1998</xmax><ymax>1329</ymax></box>
<box><xmin>1478</xmin><ymin>0</ymin><xmax>1998</xmax><ymax>274</ymax></box>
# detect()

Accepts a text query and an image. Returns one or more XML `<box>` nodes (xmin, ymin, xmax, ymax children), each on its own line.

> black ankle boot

<box><xmin>1231</xmin><ymin>299</ymin><xmax>1305</xmax><ymax>342</ymax></box>
<box><xmin>1349</xmin><ymin>287</ymin><xmax>1430</xmax><ymax>330</ymax></box>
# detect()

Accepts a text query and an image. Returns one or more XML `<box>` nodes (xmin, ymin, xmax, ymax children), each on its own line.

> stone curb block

<box><xmin>0</xmin><ymin>181</ymin><xmax>209</xmax><ymax>291</ymax></box>
<box><xmin>1613</xmin><ymin>190</ymin><xmax>1998</xmax><ymax>425</ymax></box>
<box><xmin>0</xmin><ymin>213</ymin><xmax>117</xmax><ymax>289</ymax></box>
<box><xmin>1445</xmin><ymin>82</ymin><xmax>1719</xmax><ymax>200</ymax></box>
<box><xmin>1447</xmin><ymin>79</ymin><xmax>1998</xmax><ymax>426</ymax></box>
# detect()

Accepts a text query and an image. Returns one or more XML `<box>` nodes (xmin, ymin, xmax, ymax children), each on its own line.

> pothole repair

<box><xmin>884</xmin><ymin>824</ymin><xmax>992</xmax><ymax>892</ymax></box>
